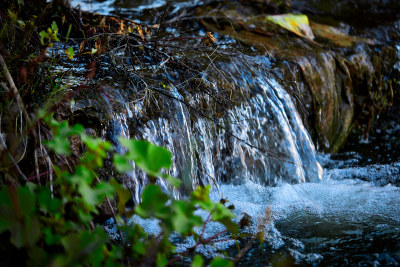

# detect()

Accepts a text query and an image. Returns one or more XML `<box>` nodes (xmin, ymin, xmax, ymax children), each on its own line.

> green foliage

<box><xmin>210</xmin><ymin>257</ymin><xmax>234</xmax><ymax>267</ymax></box>
<box><xmin>65</xmin><ymin>46</ymin><xmax>75</xmax><ymax>60</ymax></box>
<box><xmin>192</xmin><ymin>255</ymin><xmax>204</xmax><ymax>267</ymax></box>
<box><xmin>0</xmin><ymin>115</ymin><xmax>239</xmax><ymax>266</ymax></box>
<box><xmin>39</xmin><ymin>21</ymin><xmax>60</xmax><ymax>47</ymax></box>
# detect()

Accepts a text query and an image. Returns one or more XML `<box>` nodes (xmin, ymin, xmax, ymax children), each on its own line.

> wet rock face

<box><xmin>292</xmin><ymin>0</ymin><xmax>400</xmax><ymax>26</ymax></box>
<box><xmin>49</xmin><ymin>1</ymin><xmax>399</xmax><ymax>196</ymax></box>
<box><xmin>286</xmin><ymin>44</ymin><xmax>397</xmax><ymax>152</ymax></box>
<box><xmin>291</xmin><ymin>52</ymin><xmax>354</xmax><ymax>152</ymax></box>
<box><xmin>196</xmin><ymin>1</ymin><xmax>399</xmax><ymax>152</ymax></box>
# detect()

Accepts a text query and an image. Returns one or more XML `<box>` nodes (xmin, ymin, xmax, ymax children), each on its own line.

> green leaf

<box><xmin>171</xmin><ymin>201</ymin><xmax>202</xmax><ymax>234</ymax></box>
<box><xmin>192</xmin><ymin>255</ymin><xmax>204</xmax><ymax>267</ymax></box>
<box><xmin>132</xmin><ymin>242</ymin><xmax>146</xmax><ymax>255</ymax></box>
<box><xmin>210</xmin><ymin>257</ymin><xmax>233</xmax><ymax>267</ymax></box>
<box><xmin>156</xmin><ymin>253</ymin><xmax>168</xmax><ymax>267</ymax></box>
<box><xmin>118</xmin><ymin>138</ymin><xmax>172</xmax><ymax>174</ymax></box>
<box><xmin>66</xmin><ymin>24</ymin><xmax>72</xmax><ymax>42</ymax></box>
<box><xmin>78</xmin><ymin>181</ymin><xmax>113</xmax><ymax>207</ymax></box>
<box><xmin>191</xmin><ymin>186</ymin><xmax>214</xmax><ymax>211</ymax></box>
<box><xmin>37</xmin><ymin>187</ymin><xmax>61</xmax><ymax>213</ymax></box>
<box><xmin>82</xmin><ymin>135</ymin><xmax>111</xmax><ymax>152</ymax></box>
<box><xmin>218</xmin><ymin>218</ymin><xmax>238</xmax><ymax>234</ymax></box>
<box><xmin>17</xmin><ymin>186</ymin><xmax>36</xmax><ymax>216</ymax></box>
<box><xmin>211</xmin><ymin>203</ymin><xmax>235</xmax><ymax>221</ymax></box>
<box><xmin>60</xmin><ymin>229</ymin><xmax>108</xmax><ymax>266</ymax></box>
<box><xmin>81</xmin><ymin>135</ymin><xmax>112</xmax><ymax>169</ymax></box>
<box><xmin>51</xmin><ymin>21</ymin><xmax>58</xmax><ymax>32</ymax></box>
<box><xmin>135</xmin><ymin>185</ymin><xmax>170</xmax><ymax>219</ymax></box>
<box><xmin>25</xmin><ymin>182</ymin><xmax>37</xmax><ymax>192</ymax></box>
<box><xmin>162</xmin><ymin>174</ymin><xmax>181</xmax><ymax>188</ymax></box>
<box><xmin>191</xmin><ymin>185</ymin><xmax>211</xmax><ymax>203</ymax></box>
<box><xmin>17</xmin><ymin>20</ymin><xmax>25</xmax><ymax>27</ymax></box>
<box><xmin>113</xmin><ymin>154</ymin><xmax>133</xmax><ymax>172</ymax></box>
<box><xmin>42</xmin><ymin>113</ymin><xmax>60</xmax><ymax>129</ymax></box>
<box><xmin>94</xmin><ymin>182</ymin><xmax>115</xmax><ymax>198</ymax></box>
<box><xmin>65</xmin><ymin>47</ymin><xmax>75</xmax><ymax>60</ymax></box>
<box><xmin>56</xmin><ymin>121</ymin><xmax>82</xmax><ymax>136</ymax></box>
<box><xmin>78</xmin><ymin>209</ymin><xmax>93</xmax><ymax>224</ymax></box>
<box><xmin>109</xmin><ymin>245</ymin><xmax>124</xmax><ymax>260</ymax></box>
<box><xmin>10</xmin><ymin>215</ymin><xmax>41</xmax><ymax>248</ymax></box>
<box><xmin>43</xmin><ymin>227</ymin><xmax>62</xmax><ymax>245</ymax></box>
<box><xmin>69</xmin><ymin>166</ymin><xmax>93</xmax><ymax>184</ymax></box>
<box><xmin>45</xmin><ymin>135</ymin><xmax>71</xmax><ymax>155</ymax></box>
<box><xmin>45</xmin><ymin>122</ymin><xmax>84</xmax><ymax>155</ymax></box>
<box><xmin>0</xmin><ymin>186</ymin><xmax>40</xmax><ymax>248</ymax></box>
<box><xmin>39</xmin><ymin>31</ymin><xmax>49</xmax><ymax>45</ymax></box>
<box><xmin>78</xmin><ymin>183</ymin><xmax>98</xmax><ymax>206</ymax></box>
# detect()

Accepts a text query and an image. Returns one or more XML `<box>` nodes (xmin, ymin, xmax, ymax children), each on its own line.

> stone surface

<box><xmin>196</xmin><ymin>1</ymin><xmax>399</xmax><ymax>152</ymax></box>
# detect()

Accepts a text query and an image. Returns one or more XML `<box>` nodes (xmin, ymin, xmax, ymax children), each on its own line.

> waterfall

<box><xmin>65</xmin><ymin>1</ymin><xmax>400</xmax><ymax>264</ymax></box>
<box><xmin>103</xmin><ymin>56</ymin><xmax>323</xmax><ymax>199</ymax></box>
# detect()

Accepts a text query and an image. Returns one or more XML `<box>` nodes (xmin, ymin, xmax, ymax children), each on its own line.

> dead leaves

<box><xmin>264</xmin><ymin>13</ymin><xmax>374</xmax><ymax>47</ymax></box>
<box><xmin>310</xmin><ymin>22</ymin><xmax>375</xmax><ymax>47</ymax></box>
<box><xmin>74</xmin><ymin>14</ymin><xmax>156</xmax><ymax>58</ymax></box>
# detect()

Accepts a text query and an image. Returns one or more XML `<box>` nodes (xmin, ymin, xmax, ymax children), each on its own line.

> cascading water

<box><xmin>94</xmin><ymin>55</ymin><xmax>399</xmax><ymax>265</ymax></box>
<box><xmin>103</xmin><ymin>56</ymin><xmax>323</xmax><ymax>197</ymax></box>
<box><xmin>67</xmin><ymin>0</ymin><xmax>400</xmax><ymax>265</ymax></box>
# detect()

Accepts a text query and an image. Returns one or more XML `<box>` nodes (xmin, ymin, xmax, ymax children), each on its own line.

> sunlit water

<box><xmin>120</xmin><ymin>158</ymin><xmax>400</xmax><ymax>266</ymax></box>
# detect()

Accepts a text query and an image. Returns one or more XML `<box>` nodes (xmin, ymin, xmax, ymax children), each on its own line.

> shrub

<box><xmin>0</xmin><ymin>114</ymin><xmax>237</xmax><ymax>266</ymax></box>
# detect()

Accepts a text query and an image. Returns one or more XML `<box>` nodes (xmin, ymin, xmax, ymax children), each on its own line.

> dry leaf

<box><xmin>95</xmin><ymin>41</ymin><xmax>105</xmax><ymax>55</ymax></box>
<box><xmin>79</xmin><ymin>40</ymin><xmax>86</xmax><ymax>54</ymax></box>
<box><xmin>200</xmin><ymin>32</ymin><xmax>216</xmax><ymax>46</ymax></box>
<box><xmin>266</xmin><ymin>13</ymin><xmax>314</xmax><ymax>40</ymax></box>
<box><xmin>310</xmin><ymin>22</ymin><xmax>375</xmax><ymax>47</ymax></box>
<box><xmin>118</xmin><ymin>20</ymin><xmax>124</xmax><ymax>34</ymax></box>
<box><xmin>137</xmin><ymin>25</ymin><xmax>145</xmax><ymax>41</ymax></box>
<box><xmin>145</xmin><ymin>27</ymin><xmax>151</xmax><ymax>41</ymax></box>
<box><xmin>85</xmin><ymin>60</ymin><xmax>97</xmax><ymax>80</ymax></box>
<box><xmin>99</xmin><ymin>16</ymin><xmax>106</xmax><ymax>27</ymax></box>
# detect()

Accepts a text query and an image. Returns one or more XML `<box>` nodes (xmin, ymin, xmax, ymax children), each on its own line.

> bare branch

<box><xmin>0</xmin><ymin>54</ymin><xmax>32</xmax><ymax>126</ymax></box>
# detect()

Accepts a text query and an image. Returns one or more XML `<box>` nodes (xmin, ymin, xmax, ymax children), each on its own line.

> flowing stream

<box><xmin>68</xmin><ymin>0</ymin><xmax>400</xmax><ymax>265</ymax></box>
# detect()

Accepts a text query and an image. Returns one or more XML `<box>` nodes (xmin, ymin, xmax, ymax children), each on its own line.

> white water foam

<box><xmin>216</xmin><ymin>179</ymin><xmax>400</xmax><ymax>224</ymax></box>
<box><xmin>123</xmin><ymin>174</ymin><xmax>400</xmax><ymax>263</ymax></box>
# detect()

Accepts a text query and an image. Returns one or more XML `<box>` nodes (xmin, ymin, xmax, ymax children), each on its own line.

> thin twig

<box><xmin>153</xmin><ymin>1</ymin><xmax>170</xmax><ymax>51</ymax></box>
<box><xmin>27</xmin><ymin>170</ymin><xmax>51</xmax><ymax>182</ymax></box>
<box><xmin>200</xmin><ymin>214</ymin><xmax>212</xmax><ymax>238</ymax></box>
<box><xmin>34</xmin><ymin>149</ymin><xmax>41</xmax><ymax>185</ymax></box>
<box><xmin>46</xmin><ymin>151</ymin><xmax>54</xmax><ymax>197</ymax></box>
<box><xmin>168</xmin><ymin>229</ymin><xmax>229</xmax><ymax>265</ymax></box>
<box><xmin>0</xmin><ymin>130</ymin><xmax>28</xmax><ymax>180</ymax></box>
<box><xmin>0</xmin><ymin>54</ymin><xmax>32</xmax><ymax>126</ymax></box>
